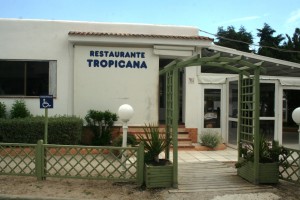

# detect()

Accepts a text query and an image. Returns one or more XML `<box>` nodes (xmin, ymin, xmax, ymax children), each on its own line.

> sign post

<box><xmin>40</xmin><ymin>95</ymin><xmax>53</xmax><ymax>144</ymax></box>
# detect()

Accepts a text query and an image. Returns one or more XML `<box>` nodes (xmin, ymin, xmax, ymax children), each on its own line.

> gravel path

<box><xmin>0</xmin><ymin>175</ymin><xmax>300</xmax><ymax>200</ymax></box>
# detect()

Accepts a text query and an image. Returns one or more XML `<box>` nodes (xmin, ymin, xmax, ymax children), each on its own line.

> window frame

<box><xmin>0</xmin><ymin>60</ymin><xmax>57</xmax><ymax>98</ymax></box>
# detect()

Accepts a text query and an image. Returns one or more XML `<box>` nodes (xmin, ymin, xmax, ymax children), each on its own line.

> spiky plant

<box><xmin>137</xmin><ymin>123</ymin><xmax>171</xmax><ymax>164</ymax></box>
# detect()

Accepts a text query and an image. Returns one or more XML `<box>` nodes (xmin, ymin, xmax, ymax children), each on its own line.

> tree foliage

<box><xmin>215</xmin><ymin>26</ymin><xmax>253</xmax><ymax>52</ymax></box>
<box><xmin>282</xmin><ymin>28</ymin><xmax>300</xmax><ymax>63</ymax></box>
<box><xmin>257</xmin><ymin>23</ymin><xmax>285</xmax><ymax>59</ymax></box>
<box><xmin>214</xmin><ymin>23</ymin><xmax>300</xmax><ymax>63</ymax></box>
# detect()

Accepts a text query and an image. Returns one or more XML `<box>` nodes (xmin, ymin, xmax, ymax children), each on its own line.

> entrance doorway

<box><xmin>159</xmin><ymin>58</ymin><xmax>184</xmax><ymax>124</ymax></box>
<box><xmin>201</xmin><ymin>85</ymin><xmax>224</xmax><ymax>142</ymax></box>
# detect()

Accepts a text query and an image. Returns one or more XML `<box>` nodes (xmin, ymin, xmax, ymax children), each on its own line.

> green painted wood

<box><xmin>253</xmin><ymin>67</ymin><xmax>261</xmax><ymax>184</ymax></box>
<box><xmin>137</xmin><ymin>142</ymin><xmax>144</xmax><ymax>186</ymax></box>
<box><xmin>0</xmin><ymin>143</ymin><xmax>36</xmax><ymax>177</ymax></box>
<box><xmin>145</xmin><ymin>163</ymin><xmax>173</xmax><ymax>188</ymax></box>
<box><xmin>172</xmin><ymin>68</ymin><xmax>179</xmax><ymax>188</ymax></box>
<box><xmin>36</xmin><ymin>140</ymin><xmax>43</xmax><ymax>180</ymax></box>
<box><xmin>237</xmin><ymin>161</ymin><xmax>279</xmax><ymax>184</ymax></box>
<box><xmin>279</xmin><ymin>147</ymin><xmax>300</xmax><ymax>184</ymax></box>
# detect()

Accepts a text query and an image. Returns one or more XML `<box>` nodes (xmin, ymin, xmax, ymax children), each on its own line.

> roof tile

<box><xmin>68</xmin><ymin>31</ymin><xmax>213</xmax><ymax>41</ymax></box>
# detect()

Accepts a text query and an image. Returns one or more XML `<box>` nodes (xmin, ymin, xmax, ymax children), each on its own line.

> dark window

<box><xmin>0</xmin><ymin>61</ymin><xmax>49</xmax><ymax>96</ymax></box>
<box><xmin>204</xmin><ymin>89</ymin><xmax>221</xmax><ymax>128</ymax></box>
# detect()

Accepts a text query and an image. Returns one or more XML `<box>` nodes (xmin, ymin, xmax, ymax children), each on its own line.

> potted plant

<box><xmin>137</xmin><ymin>124</ymin><xmax>173</xmax><ymax>188</ymax></box>
<box><xmin>235</xmin><ymin>134</ymin><xmax>282</xmax><ymax>184</ymax></box>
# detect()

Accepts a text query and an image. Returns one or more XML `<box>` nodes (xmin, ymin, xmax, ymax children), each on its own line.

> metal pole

<box><xmin>121</xmin><ymin>122</ymin><xmax>128</xmax><ymax>171</ymax></box>
<box><xmin>44</xmin><ymin>108</ymin><xmax>48</xmax><ymax>144</ymax></box>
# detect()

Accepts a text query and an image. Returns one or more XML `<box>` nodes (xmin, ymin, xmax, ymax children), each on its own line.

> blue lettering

<box><xmin>114</xmin><ymin>52</ymin><xmax>120</xmax><ymax>57</ymax></box>
<box><xmin>130</xmin><ymin>52</ymin><xmax>136</xmax><ymax>58</ymax></box>
<box><xmin>100</xmin><ymin>60</ymin><xmax>107</xmax><ymax>67</ymax></box>
<box><xmin>90</xmin><ymin>51</ymin><xmax>94</xmax><ymax>57</ymax></box>
<box><xmin>133</xmin><ymin>61</ymin><xmax>140</xmax><ymax>68</ymax></box>
<box><xmin>95</xmin><ymin>51</ymin><xmax>99</xmax><ymax>57</ymax></box>
<box><xmin>109</xmin><ymin>51</ymin><xmax>114</xmax><ymax>57</ymax></box>
<box><xmin>120</xmin><ymin>52</ymin><xmax>125</xmax><ymax>57</ymax></box>
<box><xmin>108</xmin><ymin>60</ymin><xmax>114</xmax><ymax>67</ymax></box>
<box><xmin>126</xmin><ymin>61</ymin><xmax>133</xmax><ymax>68</ymax></box>
<box><xmin>140</xmin><ymin>61</ymin><xmax>147</xmax><ymax>69</ymax></box>
<box><xmin>87</xmin><ymin>59</ymin><xmax>93</xmax><ymax>67</ymax></box>
<box><xmin>125</xmin><ymin>52</ymin><xmax>130</xmax><ymax>58</ymax></box>
<box><xmin>104</xmin><ymin>51</ymin><xmax>109</xmax><ymax>57</ymax></box>
<box><xmin>141</xmin><ymin>52</ymin><xmax>145</xmax><ymax>58</ymax></box>
<box><xmin>94</xmin><ymin>60</ymin><xmax>99</xmax><ymax>67</ymax></box>
<box><xmin>99</xmin><ymin>51</ymin><xmax>104</xmax><ymax>57</ymax></box>
<box><xmin>119</xmin><ymin>60</ymin><xmax>125</xmax><ymax>68</ymax></box>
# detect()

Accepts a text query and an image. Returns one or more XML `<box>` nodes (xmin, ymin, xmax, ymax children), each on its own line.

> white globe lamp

<box><xmin>118</xmin><ymin>104</ymin><xmax>134</xmax><ymax>148</ymax></box>
<box><xmin>118</xmin><ymin>104</ymin><xmax>134</xmax><ymax>123</ymax></box>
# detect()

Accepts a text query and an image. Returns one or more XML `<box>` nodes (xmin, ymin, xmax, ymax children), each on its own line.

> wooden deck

<box><xmin>170</xmin><ymin>161</ymin><xmax>274</xmax><ymax>193</ymax></box>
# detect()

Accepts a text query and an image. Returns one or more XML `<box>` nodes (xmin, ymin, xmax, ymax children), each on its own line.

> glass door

<box><xmin>204</xmin><ymin>89</ymin><xmax>221</xmax><ymax>128</ymax></box>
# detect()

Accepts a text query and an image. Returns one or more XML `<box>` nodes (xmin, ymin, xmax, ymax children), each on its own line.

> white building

<box><xmin>1</xmin><ymin>18</ymin><xmax>300</xmax><ymax>148</ymax></box>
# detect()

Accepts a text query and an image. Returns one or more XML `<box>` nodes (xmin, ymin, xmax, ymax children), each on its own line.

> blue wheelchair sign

<box><xmin>40</xmin><ymin>95</ymin><xmax>53</xmax><ymax>109</ymax></box>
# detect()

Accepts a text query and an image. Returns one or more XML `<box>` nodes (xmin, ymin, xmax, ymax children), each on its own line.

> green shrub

<box><xmin>10</xmin><ymin>100</ymin><xmax>31</xmax><ymax>118</ymax></box>
<box><xmin>0</xmin><ymin>116</ymin><xmax>83</xmax><ymax>144</ymax></box>
<box><xmin>199</xmin><ymin>130</ymin><xmax>222</xmax><ymax>148</ymax></box>
<box><xmin>0</xmin><ymin>102</ymin><xmax>6</xmax><ymax>119</ymax></box>
<box><xmin>85</xmin><ymin>110</ymin><xmax>118</xmax><ymax>146</ymax></box>
<box><xmin>112</xmin><ymin>133</ymin><xmax>137</xmax><ymax>147</ymax></box>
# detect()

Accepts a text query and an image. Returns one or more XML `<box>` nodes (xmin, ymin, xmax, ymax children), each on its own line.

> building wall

<box><xmin>73</xmin><ymin>45</ymin><xmax>159</xmax><ymax>125</ymax></box>
<box><xmin>0</xmin><ymin>19</ymin><xmax>201</xmax><ymax>125</ymax></box>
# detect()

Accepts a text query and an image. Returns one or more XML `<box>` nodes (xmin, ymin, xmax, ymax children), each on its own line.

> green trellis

<box><xmin>159</xmin><ymin>52</ymin><xmax>263</xmax><ymax>187</ymax></box>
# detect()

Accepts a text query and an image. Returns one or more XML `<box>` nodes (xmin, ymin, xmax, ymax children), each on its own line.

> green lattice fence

<box><xmin>44</xmin><ymin>144</ymin><xmax>143</xmax><ymax>181</ymax></box>
<box><xmin>279</xmin><ymin>147</ymin><xmax>300</xmax><ymax>184</ymax></box>
<box><xmin>0</xmin><ymin>141</ymin><xmax>144</xmax><ymax>185</ymax></box>
<box><xmin>0</xmin><ymin>143</ymin><xmax>36</xmax><ymax>176</ymax></box>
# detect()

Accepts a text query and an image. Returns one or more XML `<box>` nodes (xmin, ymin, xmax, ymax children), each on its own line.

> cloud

<box><xmin>216</xmin><ymin>16</ymin><xmax>261</xmax><ymax>25</ymax></box>
<box><xmin>287</xmin><ymin>9</ymin><xmax>300</xmax><ymax>24</ymax></box>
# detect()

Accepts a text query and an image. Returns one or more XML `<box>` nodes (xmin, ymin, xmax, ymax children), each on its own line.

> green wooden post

<box><xmin>172</xmin><ymin>67</ymin><xmax>179</xmax><ymax>188</ymax></box>
<box><xmin>137</xmin><ymin>142</ymin><xmax>144</xmax><ymax>186</ymax></box>
<box><xmin>253</xmin><ymin>67</ymin><xmax>261</xmax><ymax>184</ymax></box>
<box><xmin>237</xmin><ymin>73</ymin><xmax>242</xmax><ymax>159</ymax></box>
<box><xmin>165</xmin><ymin>72</ymin><xmax>171</xmax><ymax>160</ymax></box>
<box><xmin>36</xmin><ymin>140</ymin><xmax>44</xmax><ymax>180</ymax></box>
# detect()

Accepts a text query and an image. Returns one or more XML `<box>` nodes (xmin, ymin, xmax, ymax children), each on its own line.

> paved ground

<box><xmin>164</xmin><ymin>146</ymin><xmax>238</xmax><ymax>163</ymax></box>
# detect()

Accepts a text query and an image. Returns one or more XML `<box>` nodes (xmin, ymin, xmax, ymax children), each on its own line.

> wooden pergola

<box><xmin>159</xmin><ymin>51</ymin><xmax>265</xmax><ymax>187</ymax></box>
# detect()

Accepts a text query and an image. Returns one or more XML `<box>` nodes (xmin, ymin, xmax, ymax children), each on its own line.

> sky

<box><xmin>1</xmin><ymin>0</ymin><xmax>300</xmax><ymax>43</ymax></box>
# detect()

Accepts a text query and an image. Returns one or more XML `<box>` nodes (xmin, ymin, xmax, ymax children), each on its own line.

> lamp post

<box><xmin>118</xmin><ymin>104</ymin><xmax>134</xmax><ymax>172</ymax></box>
<box><xmin>118</xmin><ymin>104</ymin><xmax>134</xmax><ymax>148</ymax></box>
<box><xmin>292</xmin><ymin>107</ymin><xmax>300</xmax><ymax>150</ymax></box>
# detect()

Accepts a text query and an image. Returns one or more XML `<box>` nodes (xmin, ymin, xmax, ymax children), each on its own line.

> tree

<box><xmin>282</xmin><ymin>28</ymin><xmax>300</xmax><ymax>63</ymax></box>
<box><xmin>257</xmin><ymin>23</ymin><xmax>285</xmax><ymax>59</ymax></box>
<box><xmin>215</xmin><ymin>26</ymin><xmax>253</xmax><ymax>52</ymax></box>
